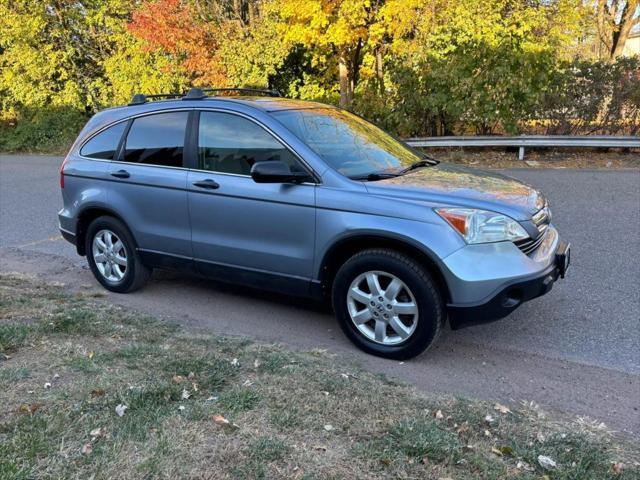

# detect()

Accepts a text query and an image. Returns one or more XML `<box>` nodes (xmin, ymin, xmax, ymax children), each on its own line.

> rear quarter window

<box><xmin>80</xmin><ymin>122</ymin><xmax>127</xmax><ymax>160</ymax></box>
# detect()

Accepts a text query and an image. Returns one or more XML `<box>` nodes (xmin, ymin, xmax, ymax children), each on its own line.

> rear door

<box><xmin>187</xmin><ymin>110</ymin><xmax>317</xmax><ymax>293</ymax></box>
<box><xmin>106</xmin><ymin>110</ymin><xmax>192</xmax><ymax>263</ymax></box>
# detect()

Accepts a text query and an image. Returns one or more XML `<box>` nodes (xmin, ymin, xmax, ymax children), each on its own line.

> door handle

<box><xmin>111</xmin><ymin>169</ymin><xmax>130</xmax><ymax>179</ymax></box>
<box><xmin>192</xmin><ymin>179</ymin><xmax>220</xmax><ymax>190</ymax></box>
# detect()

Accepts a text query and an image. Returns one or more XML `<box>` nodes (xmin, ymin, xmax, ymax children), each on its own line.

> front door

<box><xmin>187</xmin><ymin>110</ymin><xmax>316</xmax><ymax>294</ymax></box>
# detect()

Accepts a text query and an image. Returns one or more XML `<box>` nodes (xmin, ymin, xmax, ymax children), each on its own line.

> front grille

<box><xmin>515</xmin><ymin>232</ymin><xmax>546</xmax><ymax>255</ymax></box>
<box><xmin>515</xmin><ymin>205</ymin><xmax>552</xmax><ymax>255</ymax></box>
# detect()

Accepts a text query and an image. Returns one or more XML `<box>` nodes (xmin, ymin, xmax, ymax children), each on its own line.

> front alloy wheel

<box><xmin>332</xmin><ymin>249</ymin><xmax>444</xmax><ymax>360</ymax></box>
<box><xmin>347</xmin><ymin>271</ymin><xmax>418</xmax><ymax>345</ymax></box>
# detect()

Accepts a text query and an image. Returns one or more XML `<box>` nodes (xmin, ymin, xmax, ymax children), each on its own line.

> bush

<box><xmin>0</xmin><ymin>107</ymin><xmax>87</xmax><ymax>154</ymax></box>
<box><xmin>530</xmin><ymin>56</ymin><xmax>640</xmax><ymax>136</ymax></box>
<box><xmin>352</xmin><ymin>56</ymin><xmax>639</xmax><ymax>137</ymax></box>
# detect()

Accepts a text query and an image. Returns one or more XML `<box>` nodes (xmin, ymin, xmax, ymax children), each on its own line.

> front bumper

<box><xmin>441</xmin><ymin>226</ymin><xmax>570</xmax><ymax>329</ymax></box>
<box><xmin>448</xmin><ymin>240</ymin><xmax>569</xmax><ymax>329</ymax></box>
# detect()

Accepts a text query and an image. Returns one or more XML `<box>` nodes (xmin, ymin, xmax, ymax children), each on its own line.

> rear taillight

<box><xmin>60</xmin><ymin>157</ymin><xmax>68</xmax><ymax>189</ymax></box>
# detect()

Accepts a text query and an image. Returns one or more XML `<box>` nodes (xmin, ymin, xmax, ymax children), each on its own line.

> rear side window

<box><xmin>198</xmin><ymin>111</ymin><xmax>300</xmax><ymax>175</ymax></box>
<box><xmin>123</xmin><ymin>112</ymin><xmax>189</xmax><ymax>167</ymax></box>
<box><xmin>80</xmin><ymin>122</ymin><xmax>127</xmax><ymax>160</ymax></box>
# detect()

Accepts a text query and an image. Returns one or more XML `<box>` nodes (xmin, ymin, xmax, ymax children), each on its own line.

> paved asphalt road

<box><xmin>1</xmin><ymin>155</ymin><xmax>639</xmax><ymax>435</ymax></box>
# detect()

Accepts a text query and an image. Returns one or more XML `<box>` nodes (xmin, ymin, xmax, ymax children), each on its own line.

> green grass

<box><xmin>0</xmin><ymin>272</ymin><xmax>638</xmax><ymax>479</ymax></box>
<box><xmin>0</xmin><ymin>323</ymin><xmax>29</xmax><ymax>354</ymax></box>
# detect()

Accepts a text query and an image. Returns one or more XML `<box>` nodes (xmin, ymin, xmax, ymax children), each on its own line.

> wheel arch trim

<box><xmin>74</xmin><ymin>203</ymin><xmax>135</xmax><ymax>255</ymax></box>
<box><xmin>316</xmin><ymin>230</ymin><xmax>453</xmax><ymax>303</ymax></box>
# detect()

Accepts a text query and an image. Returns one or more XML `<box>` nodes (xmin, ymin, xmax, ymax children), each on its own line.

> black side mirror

<box><xmin>250</xmin><ymin>161</ymin><xmax>309</xmax><ymax>184</ymax></box>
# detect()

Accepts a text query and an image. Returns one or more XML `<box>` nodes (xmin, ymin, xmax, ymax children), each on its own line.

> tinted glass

<box><xmin>273</xmin><ymin>108</ymin><xmax>422</xmax><ymax>179</ymax></box>
<box><xmin>198</xmin><ymin>111</ymin><xmax>301</xmax><ymax>176</ymax></box>
<box><xmin>80</xmin><ymin>122</ymin><xmax>127</xmax><ymax>160</ymax></box>
<box><xmin>123</xmin><ymin>112</ymin><xmax>188</xmax><ymax>167</ymax></box>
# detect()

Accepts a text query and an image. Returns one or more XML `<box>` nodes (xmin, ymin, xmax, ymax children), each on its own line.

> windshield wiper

<box><xmin>398</xmin><ymin>157</ymin><xmax>440</xmax><ymax>175</ymax></box>
<box><xmin>351</xmin><ymin>172</ymin><xmax>400</xmax><ymax>181</ymax></box>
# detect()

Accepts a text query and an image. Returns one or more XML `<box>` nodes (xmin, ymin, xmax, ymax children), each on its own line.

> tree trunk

<box><xmin>375</xmin><ymin>45</ymin><xmax>384</xmax><ymax>93</ymax></box>
<box><xmin>611</xmin><ymin>0</ymin><xmax>639</xmax><ymax>59</ymax></box>
<box><xmin>338</xmin><ymin>52</ymin><xmax>350</xmax><ymax>108</ymax></box>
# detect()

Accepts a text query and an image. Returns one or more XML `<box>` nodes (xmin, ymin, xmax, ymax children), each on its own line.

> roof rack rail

<box><xmin>201</xmin><ymin>88</ymin><xmax>282</xmax><ymax>98</ymax></box>
<box><xmin>128</xmin><ymin>87</ymin><xmax>282</xmax><ymax>106</ymax></box>
<box><xmin>128</xmin><ymin>92</ymin><xmax>185</xmax><ymax>106</ymax></box>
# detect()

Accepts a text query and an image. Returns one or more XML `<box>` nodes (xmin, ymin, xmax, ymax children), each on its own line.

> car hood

<box><xmin>365</xmin><ymin>163</ymin><xmax>544</xmax><ymax>220</ymax></box>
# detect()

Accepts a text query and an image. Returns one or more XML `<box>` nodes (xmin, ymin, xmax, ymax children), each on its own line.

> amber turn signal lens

<box><xmin>437</xmin><ymin>209</ymin><xmax>467</xmax><ymax>236</ymax></box>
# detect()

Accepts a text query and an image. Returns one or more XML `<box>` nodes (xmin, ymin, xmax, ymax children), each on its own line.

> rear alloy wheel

<box><xmin>332</xmin><ymin>249</ymin><xmax>444</xmax><ymax>359</ymax></box>
<box><xmin>92</xmin><ymin>229</ymin><xmax>128</xmax><ymax>283</ymax></box>
<box><xmin>85</xmin><ymin>216</ymin><xmax>151</xmax><ymax>293</ymax></box>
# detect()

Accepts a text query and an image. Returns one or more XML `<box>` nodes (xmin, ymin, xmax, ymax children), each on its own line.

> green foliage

<box><xmin>533</xmin><ymin>56</ymin><xmax>640</xmax><ymax>135</ymax></box>
<box><xmin>0</xmin><ymin>0</ymin><xmax>638</xmax><ymax>153</ymax></box>
<box><xmin>0</xmin><ymin>107</ymin><xmax>86</xmax><ymax>153</ymax></box>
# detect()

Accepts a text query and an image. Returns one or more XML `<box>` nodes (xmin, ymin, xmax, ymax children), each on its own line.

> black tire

<box><xmin>85</xmin><ymin>216</ymin><xmax>151</xmax><ymax>293</ymax></box>
<box><xmin>331</xmin><ymin>248</ymin><xmax>444</xmax><ymax>360</ymax></box>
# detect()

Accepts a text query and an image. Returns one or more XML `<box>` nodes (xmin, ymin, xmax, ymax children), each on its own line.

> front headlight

<box><xmin>435</xmin><ymin>208</ymin><xmax>529</xmax><ymax>244</ymax></box>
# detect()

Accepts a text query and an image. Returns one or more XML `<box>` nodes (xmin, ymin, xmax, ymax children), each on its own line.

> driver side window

<box><xmin>198</xmin><ymin>111</ymin><xmax>300</xmax><ymax>176</ymax></box>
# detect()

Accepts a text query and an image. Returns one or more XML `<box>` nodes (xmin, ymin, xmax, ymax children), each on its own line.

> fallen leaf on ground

<box><xmin>18</xmin><ymin>404</ymin><xmax>41</xmax><ymax>414</ymax></box>
<box><xmin>89</xmin><ymin>427</ymin><xmax>106</xmax><ymax>439</ymax></box>
<box><xmin>494</xmin><ymin>402</ymin><xmax>511</xmax><ymax>414</ymax></box>
<box><xmin>434</xmin><ymin>410</ymin><xmax>444</xmax><ymax>419</ymax></box>
<box><xmin>212</xmin><ymin>414</ymin><xmax>239</xmax><ymax>430</ymax></box>
<box><xmin>612</xmin><ymin>462</ymin><xmax>624</xmax><ymax>473</ymax></box>
<box><xmin>538</xmin><ymin>455</ymin><xmax>557</xmax><ymax>470</ymax></box>
<box><xmin>323</xmin><ymin>424</ymin><xmax>334</xmax><ymax>431</ymax></box>
<box><xmin>187</xmin><ymin>372</ymin><xmax>196</xmax><ymax>380</ymax></box>
<box><xmin>491</xmin><ymin>447</ymin><xmax>503</xmax><ymax>457</ymax></box>
<box><xmin>516</xmin><ymin>460</ymin><xmax>534</xmax><ymax>471</ymax></box>
<box><xmin>115</xmin><ymin>404</ymin><xmax>128</xmax><ymax>417</ymax></box>
<box><xmin>90</xmin><ymin>388</ymin><xmax>105</xmax><ymax>397</ymax></box>
<box><xmin>81</xmin><ymin>443</ymin><xmax>93</xmax><ymax>455</ymax></box>
<box><xmin>498</xmin><ymin>446</ymin><xmax>513</xmax><ymax>456</ymax></box>
<box><xmin>172</xmin><ymin>375</ymin><xmax>185</xmax><ymax>384</ymax></box>
<box><xmin>456</xmin><ymin>422</ymin><xmax>469</xmax><ymax>434</ymax></box>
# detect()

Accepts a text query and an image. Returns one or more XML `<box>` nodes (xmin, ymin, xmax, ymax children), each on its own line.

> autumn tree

<box><xmin>0</xmin><ymin>0</ymin><xmax>137</xmax><ymax>111</ymax></box>
<box><xmin>272</xmin><ymin>0</ymin><xmax>384</xmax><ymax>108</ymax></box>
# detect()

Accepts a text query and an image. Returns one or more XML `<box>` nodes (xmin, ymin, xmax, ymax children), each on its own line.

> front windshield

<box><xmin>272</xmin><ymin>108</ymin><xmax>423</xmax><ymax>179</ymax></box>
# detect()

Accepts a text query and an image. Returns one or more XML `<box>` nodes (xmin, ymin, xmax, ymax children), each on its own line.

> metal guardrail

<box><xmin>404</xmin><ymin>135</ymin><xmax>640</xmax><ymax>160</ymax></box>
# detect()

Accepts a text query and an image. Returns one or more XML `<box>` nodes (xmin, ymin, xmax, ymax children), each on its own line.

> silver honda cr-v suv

<box><xmin>59</xmin><ymin>88</ymin><xmax>570</xmax><ymax>359</ymax></box>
